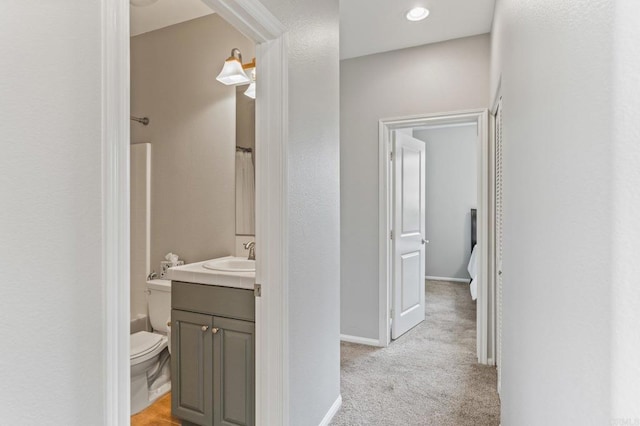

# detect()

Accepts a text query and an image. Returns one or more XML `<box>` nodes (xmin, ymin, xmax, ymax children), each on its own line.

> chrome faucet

<box><xmin>243</xmin><ymin>241</ymin><xmax>256</xmax><ymax>260</ymax></box>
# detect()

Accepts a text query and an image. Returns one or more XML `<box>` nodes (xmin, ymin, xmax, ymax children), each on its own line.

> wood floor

<box><xmin>130</xmin><ymin>392</ymin><xmax>180</xmax><ymax>426</ymax></box>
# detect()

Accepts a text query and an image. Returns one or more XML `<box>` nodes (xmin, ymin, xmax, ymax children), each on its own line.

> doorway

<box><xmin>102</xmin><ymin>0</ymin><xmax>289</xmax><ymax>423</ymax></box>
<box><xmin>378</xmin><ymin>110</ymin><xmax>494</xmax><ymax>364</ymax></box>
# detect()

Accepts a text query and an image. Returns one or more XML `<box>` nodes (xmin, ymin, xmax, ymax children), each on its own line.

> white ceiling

<box><xmin>340</xmin><ymin>0</ymin><xmax>496</xmax><ymax>60</ymax></box>
<box><xmin>130</xmin><ymin>0</ymin><xmax>214</xmax><ymax>37</ymax></box>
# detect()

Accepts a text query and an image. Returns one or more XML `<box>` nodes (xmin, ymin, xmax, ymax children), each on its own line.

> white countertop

<box><xmin>165</xmin><ymin>256</ymin><xmax>255</xmax><ymax>290</ymax></box>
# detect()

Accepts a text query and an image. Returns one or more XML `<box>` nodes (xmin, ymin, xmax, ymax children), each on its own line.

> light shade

<box><xmin>216</xmin><ymin>58</ymin><xmax>250</xmax><ymax>85</ymax></box>
<box><xmin>244</xmin><ymin>82</ymin><xmax>256</xmax><ymax>99</ymax></box>
<box><xmin>406</xmin><ymin>7</ymin><xmax>430</xmax><ymax>21</ymax></box>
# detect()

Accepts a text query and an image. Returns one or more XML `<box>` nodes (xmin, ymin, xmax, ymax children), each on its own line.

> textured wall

<box><xmin>340</xmin><ymin>35</ymin><xmax>490</xmax><ymax>340</ymax></box>
<box><xmin>491</xmin><ymin>0</ymin><xmax>614</xmax><ymax>423</ymax></box>
<box><xmin>414</xmin><ymin>125</ymin><xmax>478</xmax><ymax>280</ymax></box>
<box><xmin>0</xmin><ymin>1</ymin><xmax>104</xmax><ymax>423</ymax></box>
<box><xmin>258</xmin><ymin>0</ymin><xmax>342</xmax><ymax>424</ymax></box>
<box><xmin>611</xmin><ymin>0</ymin><xmax>640</xmax><ymax>418</ymax></box>
<box><xmin>131</xmin><ymin>14</ymin><xmax>255</xmax><ymax>271</ymax></box>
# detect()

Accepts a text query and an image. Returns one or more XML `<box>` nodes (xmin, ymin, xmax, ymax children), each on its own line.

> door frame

<box><xmin>378</xmin><ymin>109</ymin><xmax>493</xmax><ymax>364</ymax></box>
<box><xmin>102</xmin><ymin>0</ymin><xmax>289</xmax><ymax>424</ymax></box>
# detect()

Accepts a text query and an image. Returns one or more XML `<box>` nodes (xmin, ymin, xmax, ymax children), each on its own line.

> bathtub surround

<box><xmin>341</xmin><ymin>34</ymin><xmax>490</xmax><ymax>341</ymax></box>
<box><xmin>131</xmin><ymin>14</ymin><xmax>255</xmax><ymax>270</ymax></box>
<box><xmin>413</xmin><ymin>125</ymin><xmax>478</xmax><ymax>281</ymax></box>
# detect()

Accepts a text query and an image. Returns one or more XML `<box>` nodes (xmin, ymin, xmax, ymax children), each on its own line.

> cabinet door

<box><xmin>213</xmin><ymin>317</ymin><xmax>255</xmax><ymax>426</ymax></box>
<box><xmin>172</xmin><ymin>309</ymin><xmax>214</xmax><ymax>426</ymax></box>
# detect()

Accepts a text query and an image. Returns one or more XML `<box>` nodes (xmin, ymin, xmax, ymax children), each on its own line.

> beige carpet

<box><xmin>332</xmin><ymin>280</ymin><xmax>500</xmax><ymax>426</ymax></box>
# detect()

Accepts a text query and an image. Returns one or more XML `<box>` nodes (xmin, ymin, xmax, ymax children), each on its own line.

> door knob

<box><xmin>212</xmin><ymin>327</ymin><xmax>220</xmax><ymax>334</ymax></box>
<box><xmin>422</xmin><ymin>239</ymin><xmax>429</xmax><ymax>244</ymax></box>
<box><xmin>201</xmin><ymin>325</ymin><xmax>209</xmax><ymax>332</ymax></box>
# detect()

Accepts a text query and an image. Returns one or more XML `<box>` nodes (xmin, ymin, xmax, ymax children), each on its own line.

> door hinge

<box><xmin>390</xmin><ymin>151</ymin><xmax>393</xmax><ymax>161</ymax></box>
<box><xmin>390</xmin><ymin>230</ymin><xmax>393</xmax><ymax>240</ymax></box>
<box><xmin>254</xmin><ymin>283</ymin><xmax>262</xmax><ymax>297</ymax></box>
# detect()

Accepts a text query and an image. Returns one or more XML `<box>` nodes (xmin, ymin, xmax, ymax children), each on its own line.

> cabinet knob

<box><xmin>212</xmin><ymin>327</ymin><xmax>220</xmax><ymax>334</ymax></box>
<box><xmin>201</xmin><ymin>325</ymin><xmax>209</xmax><ymax>332</ymax></box>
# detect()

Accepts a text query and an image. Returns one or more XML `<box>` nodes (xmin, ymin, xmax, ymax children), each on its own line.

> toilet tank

<box><xmin>146</xmin><ymin>279</ymin><xmax>171</xmax><ymax>333</ymax></box>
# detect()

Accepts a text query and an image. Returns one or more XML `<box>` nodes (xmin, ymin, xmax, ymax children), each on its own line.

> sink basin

<box><xmin>202</xmin><ymin>257</ymin><xmax>255</xmax><ymax>272</ymax></box>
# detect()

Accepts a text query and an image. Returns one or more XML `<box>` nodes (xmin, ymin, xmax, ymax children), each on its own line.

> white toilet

<box><xmin>130</xmin><ymin>278</ymin><xmax>172</xmax><ymax>415</ymax></box>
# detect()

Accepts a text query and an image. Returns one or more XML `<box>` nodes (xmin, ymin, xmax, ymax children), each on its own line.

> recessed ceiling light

<box><xmin>406</xmin><ymin>7</ymin><xmax>430</xmax><ymax>22</ymax></box>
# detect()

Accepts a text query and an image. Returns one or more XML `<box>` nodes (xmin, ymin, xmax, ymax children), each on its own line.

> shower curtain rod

<box><xmin>130</xmin><ymin>116</ymin><xmax>149</xmax><ymax>126</ymax></box>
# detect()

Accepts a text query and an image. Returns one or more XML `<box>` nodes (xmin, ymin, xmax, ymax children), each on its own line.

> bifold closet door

<box><xmin>495</xmin><ymin>99</ymin><xmax>504</xmax><ymax>394</ymax></box>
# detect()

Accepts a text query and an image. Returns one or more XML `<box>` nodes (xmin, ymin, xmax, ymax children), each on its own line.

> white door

<box><xmin>391</xmin><ymin>131</ymin><xmax>426</xmax><ymax>339</ymax></box>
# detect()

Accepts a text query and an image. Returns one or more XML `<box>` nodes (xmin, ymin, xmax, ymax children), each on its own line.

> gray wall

<box><xmin>1</xmin><ymin>1</ymin><xmax>104</xmax><ymax>423</ymax></box>
<box><xmin>491</xmin><ymin>0</ymin><xmax>618</xmax><ymax>423</ymax></box>
<box><xmin>131</xmin><ymin>14</ymin><xmax>255</xmax><ymax>270</ymax></box>
<box><xmin>131</xmin><ymin>143</ymin><xmax>151</xmax><ymax>319</ymax></box>
<box><xmin>413</xmin><ymin>124</ymin><xmax>478</xmax><ymax>280</ymax></box>
<box><xmin>341</xmin><ymin>34</ymin><xmax>490</xmax><ymax>340</ymax></box>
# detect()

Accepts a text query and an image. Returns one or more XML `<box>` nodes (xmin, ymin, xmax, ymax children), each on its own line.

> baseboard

<box><xmin>425</xmin><ymin>275</ymin><xmax>470</xmax><ymax>283</ymax></box>
<box><xmin>318</xmin><ymin>394</ymin><xmax>342</xmax><ymax>426</ymax></box>
<box><xmin>340</xmin><ymin>334</ymin><xmax>381</xmax><ymax>347</ymax></box>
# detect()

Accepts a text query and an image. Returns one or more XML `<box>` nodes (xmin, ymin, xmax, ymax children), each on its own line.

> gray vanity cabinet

<box><xmin>213</xmin><ymin>317</ymin><xmax>255</xmax><ymax>426</ymax></box>
<box><xmin>171</xmin><ymin>281</ymin><xmax>255</xmax><ymax>426</ymax></box>
<box><xmin>171</xmin><ymin>309</ymin><xmax>214</xmax><ymax>425</ymax></box>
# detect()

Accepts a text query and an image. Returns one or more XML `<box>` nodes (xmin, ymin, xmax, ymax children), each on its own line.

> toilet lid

<box><xmin>130</xmin><ymin>331</ymin><xmax>164</xmax><ymax>360</ymax></box>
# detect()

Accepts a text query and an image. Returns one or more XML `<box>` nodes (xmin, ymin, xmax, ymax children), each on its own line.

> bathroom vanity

<box><xmin>168</xmin><ymin>258</ymin><xmax>256</xmax><ymax>426</ymax></box>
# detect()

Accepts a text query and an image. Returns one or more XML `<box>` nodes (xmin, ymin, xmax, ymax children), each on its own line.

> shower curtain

<box><xmin>235</xmin><ymin>150</ymin><xmax>255</xmax><ymax>235</ymax></box>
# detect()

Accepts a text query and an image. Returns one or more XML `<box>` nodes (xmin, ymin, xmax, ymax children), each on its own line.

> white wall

<box><xmin>131</xmin><ymin>14</ymin><xmax>255</xmax><ymax>270</ymax></box>
<box><xmin>0</xmin><ymin>1</ymin><xmax>104</xmax><ymax>424</ymax></box>
<box><xmin>490</xmin><ymin>0</ymin><xmax>631</xmax><ymax>423</ymax></box>
<box><xmin>341</xmin><ymin>34</ymin><xmax>490</xmax><ymax>340</ymax></box>
<box><xmin>258</xmin><ymin>0</ymin><xmax>341</xmax><ymax>424</ymax></box>
<box><xmin>413</xmin><ymin>124</ymin><xmax>478</xmax><ymax>280</ymax></box>
<box><xmin>611</xmin><ymin>0</ymin><xmax>640</xmax><ymax>418</ymax></box>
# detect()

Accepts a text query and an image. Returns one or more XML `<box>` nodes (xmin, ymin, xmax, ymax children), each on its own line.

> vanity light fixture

<box><xmin>244</xmin><ymin>69</ymin><xmax>256</xmax><ymax>99</ymax></box>
<box><xmin>216</xmin><ymin>48</ymin><xmax>251</xmax><ymax>85</ymax></box>
<box><xmin>406</xmin><ymin>7</ymin><xmax>430</xmax><ymax>21</ymax></box>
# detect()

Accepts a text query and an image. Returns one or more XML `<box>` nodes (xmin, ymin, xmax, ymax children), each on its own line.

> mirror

<box><xmin>235</xmin><ymin>85</ymin><xmax>256</xmax><ymax>236</ymax></box>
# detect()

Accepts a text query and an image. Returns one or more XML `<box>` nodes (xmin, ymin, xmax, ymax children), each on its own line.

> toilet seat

<box><xmin>131</xmin><ymin>331</ymin><xmax>167</xmax><ymax>365</ymax></box>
